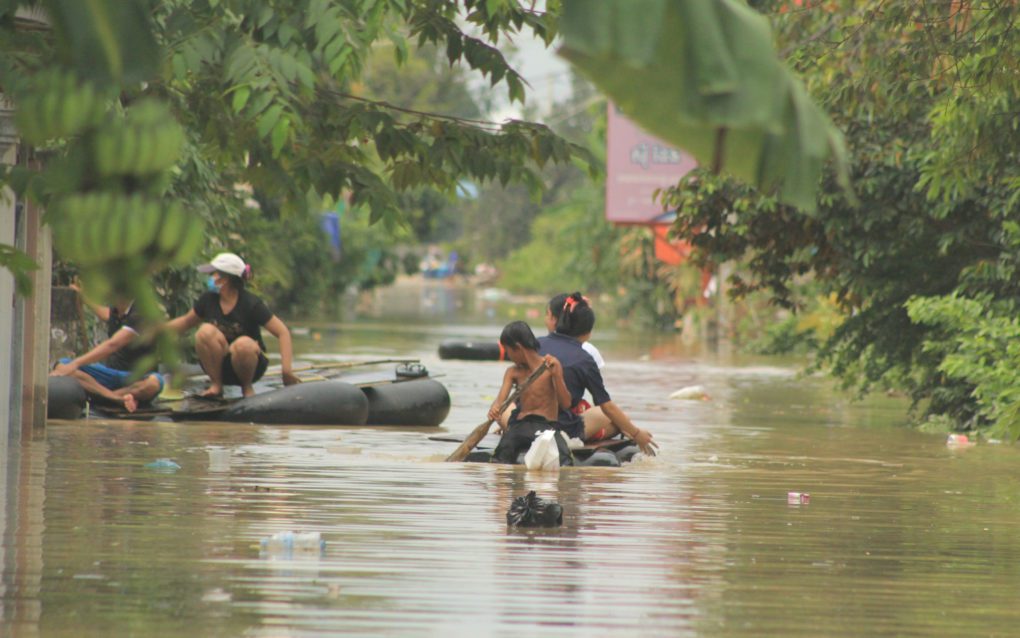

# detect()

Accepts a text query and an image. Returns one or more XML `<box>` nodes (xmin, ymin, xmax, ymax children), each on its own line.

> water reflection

<box><xmin>2</xmin><ymin>320</ymin><xmax>1020</xmax><ymax>636</ymax></box>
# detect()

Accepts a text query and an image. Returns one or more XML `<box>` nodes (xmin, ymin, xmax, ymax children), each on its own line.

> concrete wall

<box><xmin>1</xmin><ymin>98</ymin><xmax>51</xmax><ymax>441</ymax></box>
<box><xmin>0</xmin><ymin>141</ymin><xmax>15</xmax><ymax>446</ymax></box>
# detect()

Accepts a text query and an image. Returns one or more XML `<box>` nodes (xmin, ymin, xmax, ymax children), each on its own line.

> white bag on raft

<box><xmin>525</xmin><ymin>430</ymin><xmax>561</xmax><ymax>471</ymax></box>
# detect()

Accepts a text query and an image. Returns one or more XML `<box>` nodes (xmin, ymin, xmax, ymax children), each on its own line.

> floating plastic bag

<box><xmin>144</xmin><ymin>458</ymin><xmax>181</xmax><ymax>471</ymax></box>
<box><xmin>524</xmin><ymin>430</ymin><xmax>560</xmax><ymax>471</ymax></box>
<box><xmin>669</xmin><ymin>385</ymin><xmax>710</xmax><ymax>400</ymax></box>
<box><xmin>506</xmin><ymin>491</ymin><xmax>563</xmax><ymax>528</ymax></box>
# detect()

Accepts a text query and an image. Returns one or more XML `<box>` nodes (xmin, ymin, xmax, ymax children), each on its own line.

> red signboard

<box><xmin>605</xmin><ymin>102</ymin><xmax>697</xmax><ymax>224</ymax></box>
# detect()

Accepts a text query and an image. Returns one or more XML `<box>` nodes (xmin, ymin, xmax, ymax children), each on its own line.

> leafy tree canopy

<box><xmin>0</xmin><ymin>0</ymin><xmax>593</xmax><ymax>356</ymax></box>
<box><xmin>664</xmin><ymin>0</ymin><xmax>1020</xmax><ymax>435</ymax></box>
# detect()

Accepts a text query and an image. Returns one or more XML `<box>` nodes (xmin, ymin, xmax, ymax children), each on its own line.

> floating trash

<box><xmin>787</xmin><ymin>491</ymin><xmax>810</xmax><ymax>505</ymax></box>
<box><xmin>260</xmin><ymin>531</ymin><xmax>325</xmax><ymax>557</ymax></box>
<box><xmin>669</xmin><ymin>385</ymin><xmax>710</xmax><ymax>401</ymax></box>
<box><xmin>506</xmin><ymin>491</ymin><xmax>563</xmax><ymax>528</ymax></box>
<box><xmin>144</xmin><ymin>458</ymin><xmax>181</xmax><ymax>471</ymax></box>
<box><xmin>946</xmin><ymin>434</ymin><xmax>974</xmax><ymax>447</ymax></box>
<box><xmin>207</xmin><ymin>447</ymin><xmax>231</xmax><ymax>472</ymax></box>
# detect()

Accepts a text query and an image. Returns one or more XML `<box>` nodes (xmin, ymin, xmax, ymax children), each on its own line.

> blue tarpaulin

<box><xmin>320</xmin><ymin>208</ymin><xmax>342</xmax><ymax>262</ymax></box>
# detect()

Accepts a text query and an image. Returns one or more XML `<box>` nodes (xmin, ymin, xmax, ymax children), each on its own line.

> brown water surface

<box><xmin>2</xmin><ymin>315</ymin><xmax>1019</xmax><ymax>636</ymax></box>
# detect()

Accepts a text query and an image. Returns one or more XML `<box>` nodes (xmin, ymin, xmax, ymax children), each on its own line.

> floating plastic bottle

<box><xmin>259</xmin><ymin>531</ymin><xmax>325</xmax><ymax>556</ymax></box>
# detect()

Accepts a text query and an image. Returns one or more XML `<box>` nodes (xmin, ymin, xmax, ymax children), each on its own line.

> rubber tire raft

<box><xmin>47</xmin><ymin>376</ymin><xmax>88</xmax><ymax>420</ymax></box>
<box><xmin>220</xmin><ymin>378</ymin><xmax>451</xmax><ymax>426</ymax></box>
<box><xmin>437</xmin><ymin>340</ymin><xmax>504</xmax><ymax>361</ymax></box>
<box><xmin>49</xmin><ymin>375</ymin><xmax>452</xmax><ymax>427</ymax></box>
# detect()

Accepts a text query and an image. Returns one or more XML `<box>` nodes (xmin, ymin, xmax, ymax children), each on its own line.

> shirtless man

<box><xmin>488</xmin><ymin>321</ymin><xmax>572</xmax><ymax>464</ymax></box>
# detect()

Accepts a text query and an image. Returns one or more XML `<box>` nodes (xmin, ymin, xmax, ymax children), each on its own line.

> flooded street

<box><xmin>3</xmin><ymin>295</ymin><xmax>1020</xmax><ymax>636</ymax></box>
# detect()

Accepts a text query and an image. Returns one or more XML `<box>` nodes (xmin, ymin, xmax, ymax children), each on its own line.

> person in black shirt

<box><xmin>166</xmin><ymin>252</ymin><xmax>299</xmax><ymax>398</ymax></box>
<box><xmin>50</xmin><ymin>287</ymin><xmax>164</xmax><ymax>413</ymax></box>
<box><xmin>539</xmin><ymin>292</ymin><xmax>658</xmax><ymax>456</ymax></box>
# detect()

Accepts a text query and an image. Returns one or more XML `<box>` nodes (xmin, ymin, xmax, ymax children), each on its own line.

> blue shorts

<box><xmin>60</xmin><ymin>358</ymin><xmax>165</xmax><ymax>394</ymax></box>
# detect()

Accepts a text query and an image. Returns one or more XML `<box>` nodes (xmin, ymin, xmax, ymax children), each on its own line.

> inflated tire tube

<box><xmin>219</xmin><ymin>380</ymin><xmax>369</xmax><ymax>425</ymax></box>
<box><xmin>363</xmin><ymin>379</ymin><xmax>451</xmax><ymax>426</ymax></box>
<box><xmin>48</xmin><ymin>376</ymin><xmax>87</xmax><ymax>420</ymax></box>
<box><xmin>438</xmin><ymin>340</ymin><xmax>504</xmax><ymax>361</ymax></box>
<box><xmin>460</xmin><ymin>446</ymin><xmax>636</xmax><ymax>465</ymax></box>
<box><xmin>574</xmin><ymin>449</ymin><xmax>622</xmax><ymax>467</ymax></box>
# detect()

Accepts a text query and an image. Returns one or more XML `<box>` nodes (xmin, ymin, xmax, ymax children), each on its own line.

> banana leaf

<box><xmin>559</xmin><ymin>0</ymin><xmax>850</xmax><ymax>212</ymax></box>
<box><xmin>42</xmin><ymin>0</ymin><xmax>159</xmax><ymax>84</ymax></box>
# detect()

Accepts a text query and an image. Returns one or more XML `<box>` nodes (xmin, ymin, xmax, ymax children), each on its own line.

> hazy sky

<box><xmin>472</xmin><ymin>17</ymin><xmax>574</xmax><ymax>122</ymax></box>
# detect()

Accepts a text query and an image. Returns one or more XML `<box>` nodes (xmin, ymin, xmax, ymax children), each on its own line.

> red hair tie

<box><xmin>563</xmin><ymin>296</ymin><xmax>589</xmax><ymax>313</ymax></box>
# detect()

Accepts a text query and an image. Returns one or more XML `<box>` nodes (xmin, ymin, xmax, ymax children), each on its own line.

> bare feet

<box><xmin>200</xmin><ymin>385</ymin><xmax>223</xmax><ymax>399</ymax></box>
<box><xmin>123</xmin><ymin>394</ymin><xmax>138</xmax><ymax>413</ymax></box>
<box><xmin>241</xmin><ymin>384</ymin><xmax>256</xmax><ymax>398</ymax></box>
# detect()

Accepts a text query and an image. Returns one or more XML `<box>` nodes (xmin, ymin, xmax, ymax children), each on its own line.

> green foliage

<box><xmin>496</xmin><ymin>192</ymin><xmax>622</xmax><ymax>295</ymax></box>
<box><xmin>238</xmin><ymin>199</ymin><xmax>409</xmax><ymax>316</ymax></box>
<box><xmin>747</xmin><ymin>314</ymin><xmax>817</xmax><ymax>356</ymax></box>
<box><xmin>0</xmin><ymin>0</ymin><xmax>593</xmax><ymax>333</ymax></box>
<box><xmin>907</xmin><ymin>294</ymin><xmax>1020</xmax><ymax>440</ymax></box>
<box><xmin>662</xmin><ymin>1</ymin><xmax>1020</xmax><ymax>430</ymax></box>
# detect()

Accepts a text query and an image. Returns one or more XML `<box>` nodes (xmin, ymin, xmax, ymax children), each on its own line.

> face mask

<box><xmin>206</xmin><ymin>276</ymin><xmax>220</xmax><ymax>292</ymax></box>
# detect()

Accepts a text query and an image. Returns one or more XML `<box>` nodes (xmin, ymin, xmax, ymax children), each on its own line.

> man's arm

<box><xmin>69</xmin><ymin>283</ymin><xmax>110</xmax><ymax>321</ymax></box>
<box><xmin>165</xmin><ymin>309</ymin><xmax>200</xmax><ymax>334</ymax></box>
<box><xmin>263</xmin><ymin>315</ymin><xmax>299</xmax><ymax>386</ymax></box>
<box><xmin>488</xmin><ymin>367</ymin><xmax>515</xmax><ymax>424</ymax></box>
<box><xmin>600</xmin><ymin>401</ymin><xmax>658</xmax><ymax>456</ymax></box>
<box><xmin>50</xmin><ymin>328</ymin><xmax>135</xmax><ymax>376</ymax></box>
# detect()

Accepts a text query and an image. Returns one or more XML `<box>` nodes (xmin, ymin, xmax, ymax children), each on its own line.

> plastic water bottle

<box><xmin>260</xmin><ymin>531</ymin><xmax>325</xmax><ymax>556</ymax></box>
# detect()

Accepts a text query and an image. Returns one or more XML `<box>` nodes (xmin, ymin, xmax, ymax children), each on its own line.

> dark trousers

<box><xmin>491</xmin><ymin>416</ymin><xmax>573</xmax><ymax>465</ymax></box>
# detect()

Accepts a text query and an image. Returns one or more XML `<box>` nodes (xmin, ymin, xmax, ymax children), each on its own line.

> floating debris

<box><xmin>787</xmin><ymin>492</ymin><xmax>810</xmax><ymax>505</ymax></box>
<box><xmin>506</xmin><ymin>491</ymin><xmax>563</xmax><ymax>528</ymax></box>
<box><xmin>144</xmin><ymin>458</ymin><xmax>181</xmax><ymax>471</ymax></box>
<box><xmin>669</xmin><ymin>385</ymin><xmax>710</xmax><ymax>401</ymax></box>
<box><xmin>946</xmin><ymin>434</ymin><xmax>974</xmax><ymax>447</ymax></box>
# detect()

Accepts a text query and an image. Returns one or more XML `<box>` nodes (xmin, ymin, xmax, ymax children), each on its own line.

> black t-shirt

<box><xmin>538</xmin><ymin>332</ymin><xmax>611</xmax><ymax>439</ymax></box>
<box><xmin>193</xmin><ymin>290</ymin><xmax>273</xmax><ymax>351</ymax></box>
<box><xmin>106</xmin><ymin>304</ymin><xmax>157</xmax><ymax>372</ymax></box>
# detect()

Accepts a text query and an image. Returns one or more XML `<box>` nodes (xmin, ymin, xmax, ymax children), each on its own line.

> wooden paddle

<box><xmin>445</xmin><ymin>360</ymin><xmax>549</xmax><ymax>462</ymax></box>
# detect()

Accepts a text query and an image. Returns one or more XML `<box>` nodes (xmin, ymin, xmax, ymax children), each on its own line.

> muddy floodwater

<box><xmin>3</xmin><ymin>308</ymin><xmax>1020</xmax><ymax>636</ymax></box>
